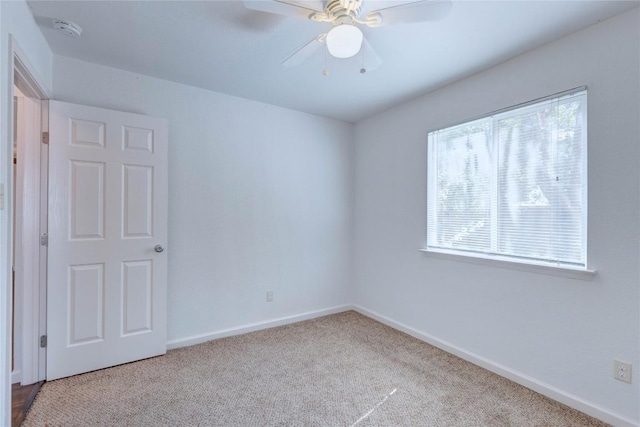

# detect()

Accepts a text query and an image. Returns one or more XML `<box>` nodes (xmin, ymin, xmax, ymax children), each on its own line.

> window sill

<box><xmin>419</xmin><ymin>248</ymin><xmax>596</xmax><ymax>281</ymax></box>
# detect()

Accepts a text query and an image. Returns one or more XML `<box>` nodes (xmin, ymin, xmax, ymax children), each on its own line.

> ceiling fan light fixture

<box><xmin>326</xmin><ymin>24</ymin><xmax>363</xmax><ymax>58</ymax></box>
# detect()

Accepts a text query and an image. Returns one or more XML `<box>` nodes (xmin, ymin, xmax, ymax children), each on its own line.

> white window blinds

<box><xmin>427</xmin><ymin>90</ymin><xmax>587</xmax><ymax>268</ymax></box>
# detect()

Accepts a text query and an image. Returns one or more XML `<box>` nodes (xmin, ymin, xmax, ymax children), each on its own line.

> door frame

<box><xmin>13</xmin><ymin>36</ymin><xmax>50</xmax><ymax>385</ymax></box>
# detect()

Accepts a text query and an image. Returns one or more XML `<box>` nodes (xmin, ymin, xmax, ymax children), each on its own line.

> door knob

<box><xmin>154</xmin><ymin>245</ymin><xmax>165</xmax><ymax>253</ymax></box>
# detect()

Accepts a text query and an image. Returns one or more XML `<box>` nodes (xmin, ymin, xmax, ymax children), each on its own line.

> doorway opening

<box><xmin>11</xmin><ymin>81</ymin><xmax>46</xmax><ymax>386</ymax></box>
<box><xmin>7</xmin><ymin>39</ymin><xmax>51</xmax><ymax>426</ymax></box>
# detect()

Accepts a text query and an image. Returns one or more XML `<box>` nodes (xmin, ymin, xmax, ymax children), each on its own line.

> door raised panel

<box><xmin>122</xmin><ymin>260</ymin><xmax>153</xmax><ymax>335</ymax></box>
<box><xmin>69</xmin><ymin>160</ymin><xmax>105</xmax><ymax>240</ymax></box>
<box><xmin>123</xmin><ymin>126</ymin><xmax>154</xmax><ymax>153</ymax></box>
<box><xmin>122</xmin><ymin>165</ymin><xmax>153</xmax><ymax>238</ymax></box>
<box><xmin>68</xmin><ymin>264</ymin><xmax>105</xmax><ymax>345</ymax></box>
<box><xmin>70</xmin><ymin>118</ymin><xmax>105</xmax><ymax>148</ymax></box>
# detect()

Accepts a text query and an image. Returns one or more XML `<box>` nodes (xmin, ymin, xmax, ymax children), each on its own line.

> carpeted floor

<box><xmin>24</xmin><ymin>311</ymin><xmax>607</xmax><ymax>426</ymax></box>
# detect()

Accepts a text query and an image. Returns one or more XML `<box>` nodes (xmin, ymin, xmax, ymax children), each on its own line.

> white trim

<box><xmin>352</xmin><ymin>304</ymin><xmax>638</xmax><ymax>427</ymax></box>
<box><xmin>12</xmin><ymin>40</ymin><xmax>51</xmax><ymax>100</ymax></box>
<box><xmin>1</xmin><ymin>36</ymin><xmax>51</xmax><ymax>424</ymax></box>
<box><xmin>167</xmin><ymin>304</ymin><xmax>354</xmax><ymax>350</ymax></box>
<box><xmin>420</xmin><ymin>248</ymin><xmax>597</xmax><ymax>280</ymax></box>
<box><xmin>10</xmin><ymin>36</ymin><xmax>49</xmax><ymax>386</ymax></box>
<box><xmin>37</xmin><ymin>103</ymin><xmax>48</xmax><ymax>380</ymax></box>
<box><xmin>11</xmin><ymin>369</ymin><xmax>21</xmax><ymax>385</ymax></box>
<box><xmin>0</xmin><ymin>34</ymin><xmax>18</xmax><ymax>427</ymax></box>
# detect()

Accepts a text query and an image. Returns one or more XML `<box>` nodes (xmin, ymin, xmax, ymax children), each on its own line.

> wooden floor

<box><xmin>11</xmin><ymin>381</ymin><xmax>43</xmax><ymax>427</ymax></box>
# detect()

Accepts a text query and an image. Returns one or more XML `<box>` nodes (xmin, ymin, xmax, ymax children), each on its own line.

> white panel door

<box><xmin>47</xmin><ymin>100</ymin><xmax>168</xmax><ymax>380</ymax></box>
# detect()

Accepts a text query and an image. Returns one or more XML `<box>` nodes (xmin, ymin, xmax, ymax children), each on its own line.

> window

<box><xmin>426</xmin><ymin>89</ymin><xmax>587</xmax><ymax>269</ymax></box>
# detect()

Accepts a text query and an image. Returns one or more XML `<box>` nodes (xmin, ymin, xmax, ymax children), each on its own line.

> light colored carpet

<box><xmin>24</xmin><ymin>311</ymin><xmax>607</xmax><ymax>426</ymax></box>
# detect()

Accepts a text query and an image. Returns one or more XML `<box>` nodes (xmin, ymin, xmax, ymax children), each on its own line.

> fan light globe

<box><xmin>326</xmin><ymin>24</ymin><xmax>363</xmax><ymax>58</ymax></box>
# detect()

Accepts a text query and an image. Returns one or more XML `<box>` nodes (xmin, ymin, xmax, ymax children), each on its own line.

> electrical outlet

<box><xmin>614</xmin><ymin>360</ymin><xmax>632</xmax><ymax>383</ymax></box>
<box><xmin>266</xmin><ymin>290</ymin><xmax>274</xmax><ymax>302</ymax></box>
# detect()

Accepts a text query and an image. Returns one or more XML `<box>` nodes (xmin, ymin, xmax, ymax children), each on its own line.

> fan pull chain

<box><xmin>360</xmin><ymin>46</ymin><xmax>366</xmax><ymax>74</ymax></box>
<box><xmin>323</xmin><ymin>45</ymin><xmax>330</xmax><ymax>75</ymax></box>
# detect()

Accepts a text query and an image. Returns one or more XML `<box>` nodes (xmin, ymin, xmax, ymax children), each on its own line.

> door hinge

<box><xmin>42</xmin><ymin>131</ymin><xmax>49</xmax><ymax>144</ymax></box>
<box><xmin>40</xmin><ymin>335</ymin><xmax>47</xmax><ymax>348</ymax></box>
<box><xmin>40</xmin><ymin>233</ymin><xmax>48</xmax><ymax>246</ymax></box>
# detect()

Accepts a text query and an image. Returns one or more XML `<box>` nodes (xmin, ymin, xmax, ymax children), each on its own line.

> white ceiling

<box><xmin>27</xmin><ymin>0</ymin><xmax>639</xmax><ymax>123</ymax></box>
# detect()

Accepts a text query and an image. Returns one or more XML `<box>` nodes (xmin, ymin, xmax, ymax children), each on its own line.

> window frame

<box><xmin>423</xmin><ymin>87</ymin><xmax>595</xmax><ymax>279</ymax></box>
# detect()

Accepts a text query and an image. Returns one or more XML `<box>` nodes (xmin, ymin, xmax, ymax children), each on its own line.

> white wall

<box><xmin>353</xmin><ymin>8</ymin><xmax>639</xmax><ymax>426</ymax></box>
<box><xmin>52</xmin><ymin>56</ymin><xmax>354</xmax><ymax>344</ymax></box>
<box><xmin>0</xmin><ymin>0</ymin><xmax>52</xmax><ymax>423</ymax></box>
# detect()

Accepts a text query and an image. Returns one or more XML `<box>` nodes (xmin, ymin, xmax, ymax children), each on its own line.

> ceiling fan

<box><xmin>242</xmin><ymin>0</ymin><xmax>452</xmax><ymax>71</ymax></box>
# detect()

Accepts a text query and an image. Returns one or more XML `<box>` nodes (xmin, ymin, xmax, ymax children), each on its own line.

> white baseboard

<box><xmin>11</xmin><ymin>369</ymin><xmax>21</xmax><ymax>384</ymax></box>
<box><xmin>351</xmin><ymin>304</ymin><xmax>638</xmax><ymax>427</ymax></box>
<box><xmin>166</xmin><ymin>304</ymin><xmax>354</xmax><ymax>350</ymax></box>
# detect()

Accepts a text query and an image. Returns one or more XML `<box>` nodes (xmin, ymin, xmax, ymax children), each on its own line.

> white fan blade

<box><xmin>367</xmin><ymin>0</ymin><xmax>452</xmax><ymax>26</ymax></box>
<box><xmin>282</xmin><ymin>34</ymin><xmax>326</xmax><ymax>67</ymax></box>
<box><xmin>242</xmin><ymin>0</ymin><xmax>322</xmax><ymax>20</ymax></box>
<box><xmin>359</xmin><ymin>38</ymin><xmax>382</xmax><ymax>72</ymax></box>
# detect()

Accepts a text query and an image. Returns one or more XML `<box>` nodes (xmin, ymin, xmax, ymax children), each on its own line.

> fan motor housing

<box><xmin>326</xmin><ymin>0</ymin><xmax>362</xmax><ymax>20</ymax></box>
